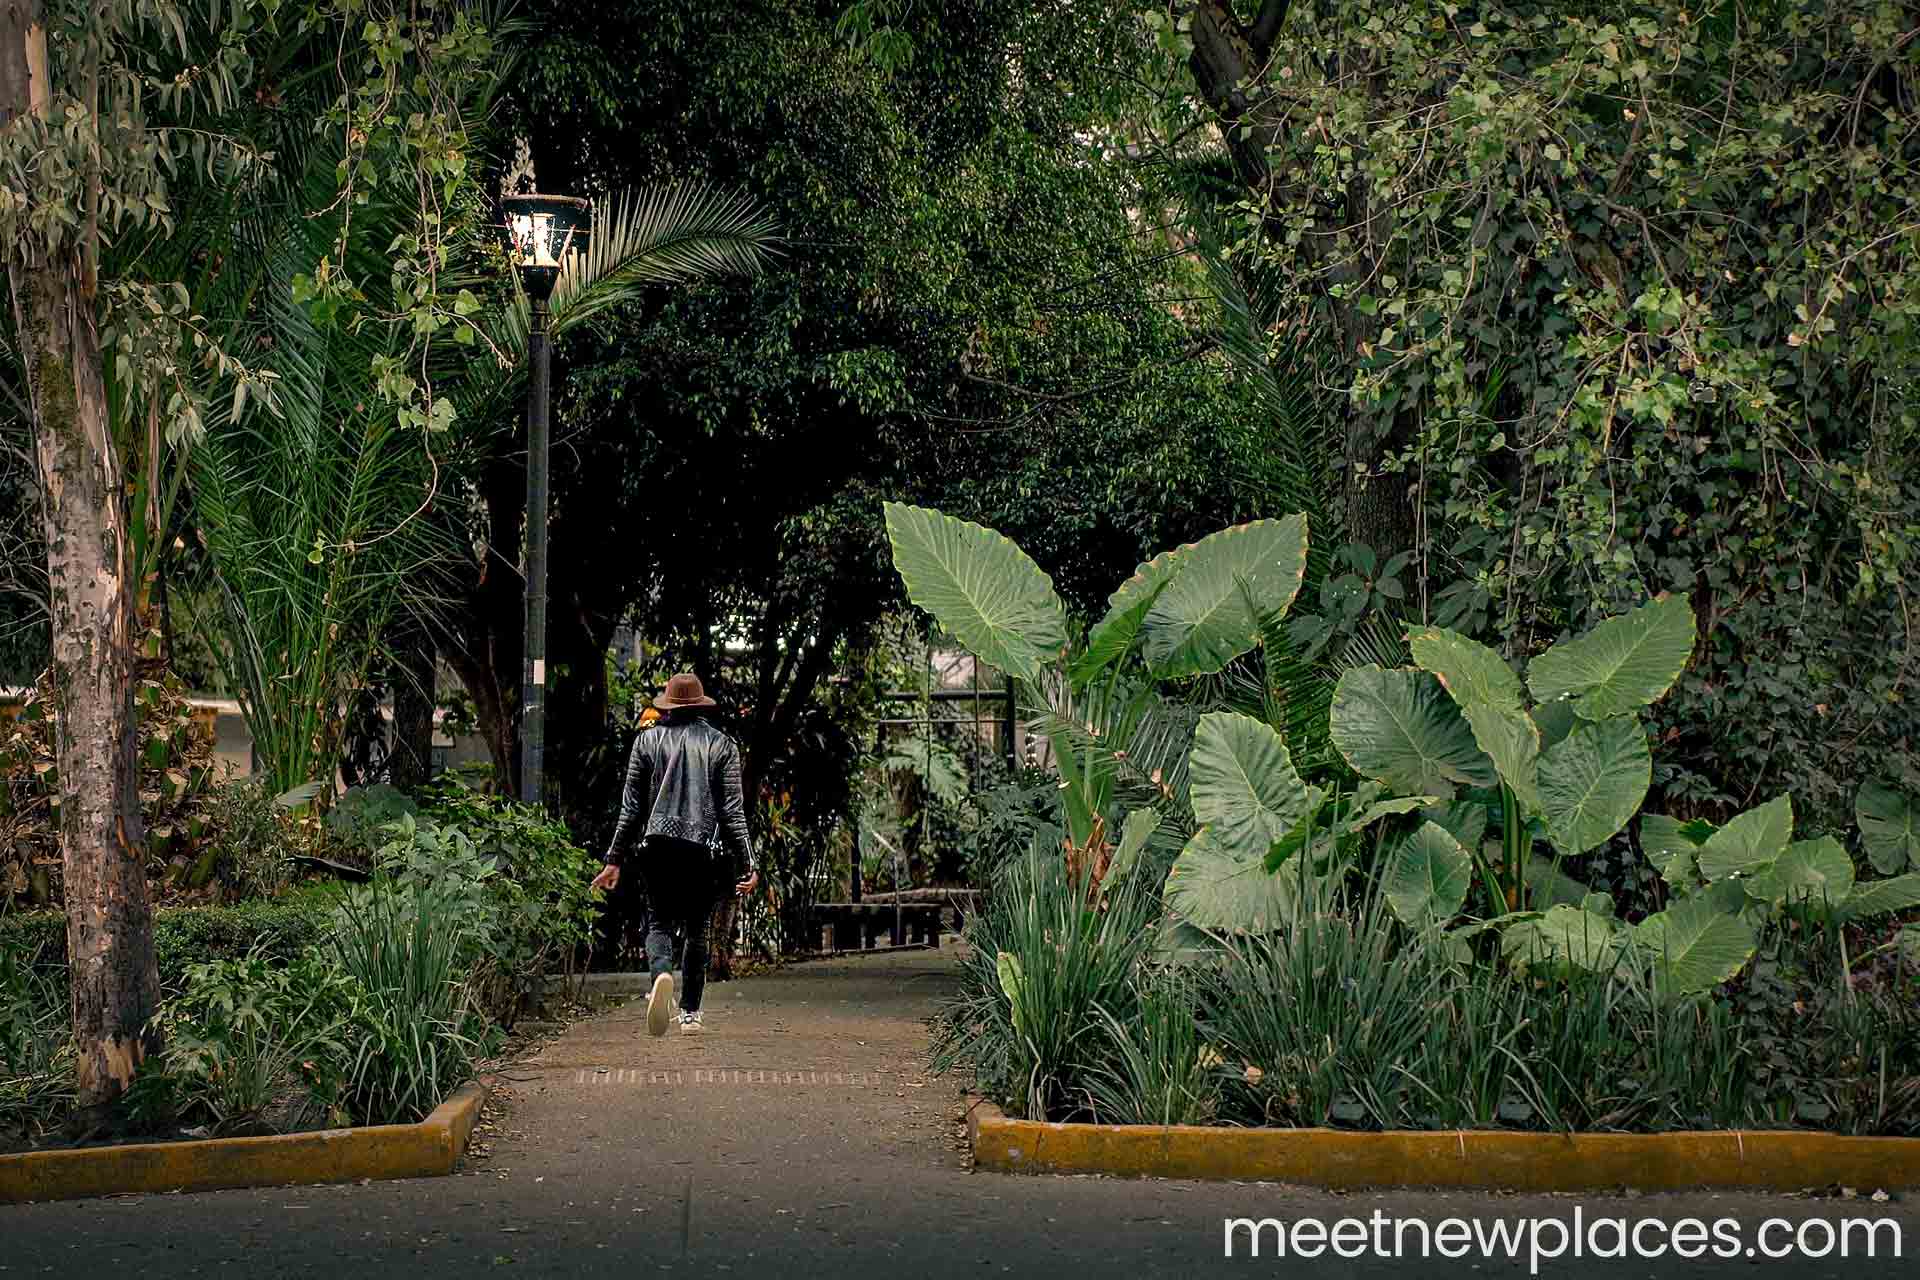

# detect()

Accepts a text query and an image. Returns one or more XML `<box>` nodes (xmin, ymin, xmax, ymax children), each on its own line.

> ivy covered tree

<box><xmin>1150</xmin><ymin>0</ymin><xmax>1920</xmax><ymax>829</ymax></box>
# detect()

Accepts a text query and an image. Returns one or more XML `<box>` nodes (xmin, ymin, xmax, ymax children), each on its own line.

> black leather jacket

<box><xmin>604</xmin><ymin>715</ymin><xmax>754</xmax><ymax>877</ymax></box>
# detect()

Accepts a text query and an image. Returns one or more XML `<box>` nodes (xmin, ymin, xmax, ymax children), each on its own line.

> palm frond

<box><xmin>1197</xmin><ymin>242</ymin><xmax>1342</xmax><ymax>563</ymax></box>
<box><xmin>494</xmin><ymin>184</ymin><xmax>781</xmax><ymax>350</ymax></box>
<box><xmin>1027</xmin><ymin>670</ymin><xmax>1202</xmax><ymax>827</ymax></box>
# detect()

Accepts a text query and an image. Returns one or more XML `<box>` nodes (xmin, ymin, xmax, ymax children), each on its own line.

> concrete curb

<box><xmin>0</xmin><ymin>1080</ymin><xmax>490</xmax><ymax>1206</ymax></box>
<box><xmin>964</xmin><ymin>1098</ymin><xmax>1920</xmax><ymax>1192</ymax></box>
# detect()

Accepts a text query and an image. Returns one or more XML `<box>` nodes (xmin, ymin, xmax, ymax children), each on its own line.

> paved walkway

<box><xmin>5</xmin><ymin>945</ymin><xmax>1917</xmax><ymax>1277</ymax></box>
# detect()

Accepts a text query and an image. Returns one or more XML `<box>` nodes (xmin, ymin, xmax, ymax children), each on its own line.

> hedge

<box><xmin>0</xmin><ymin>888</ymin><xmax>340</xmax><ymax>992</ymax></box>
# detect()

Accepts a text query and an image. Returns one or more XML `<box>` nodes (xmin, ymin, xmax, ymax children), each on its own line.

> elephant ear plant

<box><xmin>1331</xmin><ymin>600</ymin><xmax>1920</xmax><ymax>996</ymax></box>
<box><xmin>884</xmin><ymin>502</ymin><xmax>1314</xmax><ymax>902</ymax></box>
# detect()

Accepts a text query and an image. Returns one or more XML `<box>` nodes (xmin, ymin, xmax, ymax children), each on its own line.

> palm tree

<box><xmin>191</xmin><ymin>177</ymin><xmax>780</xmax><ymax>794</ymax></box>
<box><xmin>162</xmin><ymin>13</ymin><xmax>779</xmax><ymax>796</ymax></box>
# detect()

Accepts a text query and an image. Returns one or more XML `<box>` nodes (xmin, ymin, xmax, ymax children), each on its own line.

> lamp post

<box><xmin>501</xmin><ymin>191</ymin><xmax>590</xmax><ymax>806</ymax></box>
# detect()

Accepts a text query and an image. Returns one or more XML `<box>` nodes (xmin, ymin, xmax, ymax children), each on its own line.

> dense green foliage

<box><xmin>899</xmin><ymin>502</ymin><xmax>1920</xmax><ymax>1130</ymax></box>
<box><xmin>479</xmin><ymin>0</ymin><xmax>1260</xmax><ymax>887</ymax></box>
<box><xmin>0</xmin><ymin>891</ymin><xmax>339</xmax><ymax>995</ymax></box>
<box><xmin>2</xmin><ymin>788</ymin><xmax>596</xmax><ymax>1137</ymax></box>
<box><xmin>1146</xmin><ymin>0</ymin><xmax>1920</xmax><ymax>830</ymax></box>
<box><xmin>950</xmin><ymin>831</ymin><xmax>1920</xmax><ymax>1134</ymax></box>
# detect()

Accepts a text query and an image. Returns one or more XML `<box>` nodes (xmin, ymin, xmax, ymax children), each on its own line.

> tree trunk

<box><xmin>388</xmin><ymin>621</ymin><xmax>437</xmax><ymax>791</ymax></box>
<box><xmin>6</xmin><ymin>0</ymin><xmax>160</xmax><ymax>1115</ymax></box>
<box><xmin>543</xmin><ymin>579</ymin><xmax>619</xmax><ymax>842</ymax></box>
<box><xmin>1185</xmin><ymin>0</ymin><xmax>1417</xmax><ymax>559</ymax></box>
<box><xmin>445</xmin><ymin>449</ymin><xmax>526</xmax><ymax>794</ymax></box>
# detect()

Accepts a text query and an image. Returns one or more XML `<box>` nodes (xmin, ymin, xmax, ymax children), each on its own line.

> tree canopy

<box><xmin>462</xmin><ymin>0</ymin><xmax>1261</xmax><ymax>846</ymax></box>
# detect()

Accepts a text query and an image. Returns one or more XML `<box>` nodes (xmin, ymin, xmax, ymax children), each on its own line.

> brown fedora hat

<box><xmin>653</xmin><ymin>672</ymin><xmax>717</xmax><ymax>711</ymax></box>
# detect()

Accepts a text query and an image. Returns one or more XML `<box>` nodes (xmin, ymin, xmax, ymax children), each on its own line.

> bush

<box><xmin>1080</xmin><ymin>970</ymin><xmax>1218</xmax><ymax>1127</ymax></box>
<box><xmin>129</xmin><ymin>874</ymin><xmax>501</xmax><ymax>1134</ymax></box>
<box><xmin>967</xmin><ymin>769</ymin><xmax>1063</xmax><ymax>886</ymax></box>
<box><xmin>932</xmin><ymin>840</ymin><xmax>1159</xmax><ymax>1120</ymax></box>
<box><xmin>329</xmin><ymin>878</ymin><xmax>489</xmax><ymax>1124</ymax></box>
<box><xmin>0</xmin><ymin>889</ymin><xmax>339</xmax><ymax>996</ymax></box>
<box><xmin>379</xmin><ymin>787</ymin><xmax>598</xmax><ymax>1023</ymax></box>
<box><xmin>197</xmin><ymin>776</ymin><xmax>317</xmax><ymax>899</ymax></box>
<box><xmin>1198</xmin><ymin>906</ymin><xmax>1757</xmax><ymax>1133</ymax></box>
<box><xmin>0</xmin><ymin>929</ymin><xmax>72</xmax><ymax>1144</ymax></box>
<box><xmin>939</xmin><ymin>870</ymin><xmax>1920</xmax><ymax>1135</ymax></box>
<box><xmin>130</xmin><ymin>946</ymin><xmax>363</xmax><ymax>1136</ymax></box>
<box><xmin>326</xmin><ymin>783</ymin><xmax>418</xmax><ymax>857</ymax></box>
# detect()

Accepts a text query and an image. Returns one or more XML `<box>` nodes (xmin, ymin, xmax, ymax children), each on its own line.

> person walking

<box><xmin>591</xmin><ymin>673</ymin><xmax>758</xmax><ymax>1035</ymax></box>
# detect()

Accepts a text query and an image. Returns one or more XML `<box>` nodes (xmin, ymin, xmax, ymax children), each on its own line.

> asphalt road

<box><xmin>4</xmin><ymin>947</ymin><xmax>1915</xmax><ymax>1279</ymax></box>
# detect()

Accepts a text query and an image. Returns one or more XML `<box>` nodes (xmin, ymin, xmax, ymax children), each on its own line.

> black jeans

<box><xmin>638</xmin><ymin>836</ymin><xmax>720</xmax><ymax>1014</ymax></box>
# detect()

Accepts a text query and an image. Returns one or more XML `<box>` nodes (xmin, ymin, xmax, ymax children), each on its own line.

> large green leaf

<box><xmin>1163</xmin><ymin>827</ymin><xmax>1302</xmax><ymax>934</ymax></box>
<box><xmin>1631</xmin><ymin>897</ymin><xmax>1758</xmax><ymax>997</ymax></box>
<box><xmin>1747</xmin><ymin>836</ymin><xmax>1854</xmax><ymax>912</ymax></box>
<box><xmin>1382</xmin><ymin>821</ymin><xmax>1473</xmax><ymax>927</ymax></box>
<box><xmin>1525</xmin><ymin>594</ymin><xmax>1697</xmax><ymax>720</ymax></box>
<box><xmin>1856</xmin><ymin>782</ymin><xmax>1920</xmax><ymax>875</ymax></box>
<box><xmin>1153</xmin><ymin>913</ymin><xmax>1227</xmax><ymax>967</ymax></box>
<box><xmin>1261</xmin><ymin>784</ymin><xmax>1329</xmax><ymax>871</ymax></box>
<box><xmin>1104</xmin><ymin>807</ymin><xmax>1163</xmax><ymax>888</ymax></box>
<box><xmin>1524</xmin><ymin>857</ymin><xmax>1597</xmax><ymax>908</ymax></box>
<box><xmin>1407</xmin><ymin>625</ymin><xmax>1524</xmax><ymax>710</ymax></box>
<box><xmin>1531</xmin><ymin>700</ymin><xmax>1579</xmax><ymax>753</ymax></box>
<box><xmin>883</xmin><ymin>503</ymin><xmax>1067</xmax><ymax>682</ymax></box>
<box><xmin>1639</xmin><ymin>814</ymin><xmax>1714</xmax><ymax>890</ymax></box>
<box><xmin>1330</xmin><ymin>666</ymin><xmax>1496</xmax><ymax>799</ymax></box>
<box><xmin>1345</xmin><ymin>795</ymin><xmax>1437</xmax><ymax>832</ymax></box>
<box><xmin>1461</xmin><ymin>700</ymin><xmax>1542</xmax><ymax>812</ymax></box>
<box><xmin>1424</xmin><ymin>799</ymin><xmax>1492</xmax><ymax>850</ymax></box>
<box><xmin>1075</xmin><ymin>554</ymin><xmax>1181</xmax><ymax>686</ymax></box>
<box><xmin>1140</xmin><ymin>516</ymin><xmax>1309</xmax><ymax>678</ymax></box>
<box><xmin>1840</xmin><ymin>873</ymin><xmax>1920</xmax><ymax>922</ymax></box>
<box><xmin>1695</xmin><ymin>793</ymin><xmax>1794</xmax><ymax>883</ymax></box>
<box><xmin>1502</xmin><ymin>905</ymin><xmax>1620</xmax><ymax>976</ymax></box>
<box><xmin>1535</xmin><ymin>716</ymin><xmax>1651</xmax><ymax>856</ymax></box>
<box><xmin>1189</xmin><ymin>712</ymin><xmax>1311</xmax><ymax>859</ymax></box>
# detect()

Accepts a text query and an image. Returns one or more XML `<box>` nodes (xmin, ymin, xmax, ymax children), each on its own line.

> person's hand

<box><xmin>591</xmin><ymin>862</ymin><xmax>620</xmax><ymax>893</ymax></box>
<box><xmin>735</xmin><ymin>869</ymin><xmax>759</xmax><ymax>898</ymax></box>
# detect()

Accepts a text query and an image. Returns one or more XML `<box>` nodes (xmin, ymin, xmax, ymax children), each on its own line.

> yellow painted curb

<box><xmin>0</xmin><ymin>1080</ymin><xmax>490</xmax><ymax>1206</ymax></box>
<box><xmin>965</xmin><ymin>1098</ymin><xmax>1920</xmax><ymax>1192</ymax></box>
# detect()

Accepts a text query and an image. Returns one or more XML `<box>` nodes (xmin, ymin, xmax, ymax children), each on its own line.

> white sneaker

<box><xmin>676</xmin><ymin>1011</ymin><xmax>704</xmax><ymax>1033</ymax></box>
<box><xmin>646</xmin><ymin>973</ymin><xmax>675</xmax><ymax>1037</ymax></box>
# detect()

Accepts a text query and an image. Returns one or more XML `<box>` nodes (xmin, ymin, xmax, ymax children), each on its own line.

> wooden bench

<box><xmin>851</xmin><ymin>888</ymin><xmax>983</xmax><ymax>934</ymax></box>
<box><xmin>807</xmin><ymin>902</ymin><xmax>943</xmax><ymax>953</ymax></box>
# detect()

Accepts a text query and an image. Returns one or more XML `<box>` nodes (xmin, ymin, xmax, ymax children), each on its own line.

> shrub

<box><xmin>197</xmin><ymin>776</ymin><xmax>313</xmax><ymax>899</ymax></box>
<box><xmin>0</xmin><ymin>889</ymin><xmax>339</xmax><ymax>1001</ymax></box>
<box><xmin>932</xmin><ymin>841</ymin><xmax>1159</xmax><ymax>1120</ymax></box>
<box><xmin>326</xmin><ymin>783</ymin><xmax>418</xmax><ymax>857</ymax></box>
<box><xmin>131</xmin><ymin>946</ymin><xmax>363</xmax><ymax>1136</ymax></box>
<box><xmin>1080</xmin><ymin>971</ymin><xmax>1218</xmax><ymax>1128</ymax></box>
<box><xmin>329</xmin><ymin>878</ymin><xmax>488</xmax><ymax>1124</ymax></box>
<box><xmin>379</xmin><ymin>787</ymin><xmax>598</xmax><ymax>1023</ymax></box>
<box><xmin>0</xmin><ymin>929</ymin><xmax>72</xmax><ymax>1144</ymax></box>
<box><xmin>967</xmin><ymin>769</ymin><xmax>1063</xmax><ymax>886</ymax></box>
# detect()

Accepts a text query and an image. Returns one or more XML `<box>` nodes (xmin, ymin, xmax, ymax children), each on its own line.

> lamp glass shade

<box><xmin>501</xmin><ymin>193</ymin><xmax>591</xmax><ymax>301</ymax></box>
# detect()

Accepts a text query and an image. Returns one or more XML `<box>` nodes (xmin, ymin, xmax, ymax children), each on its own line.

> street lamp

<box><xmin>501</xmin><ymin>191</ymin><xmax>590</xmax><ymax>807</ymax></box>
